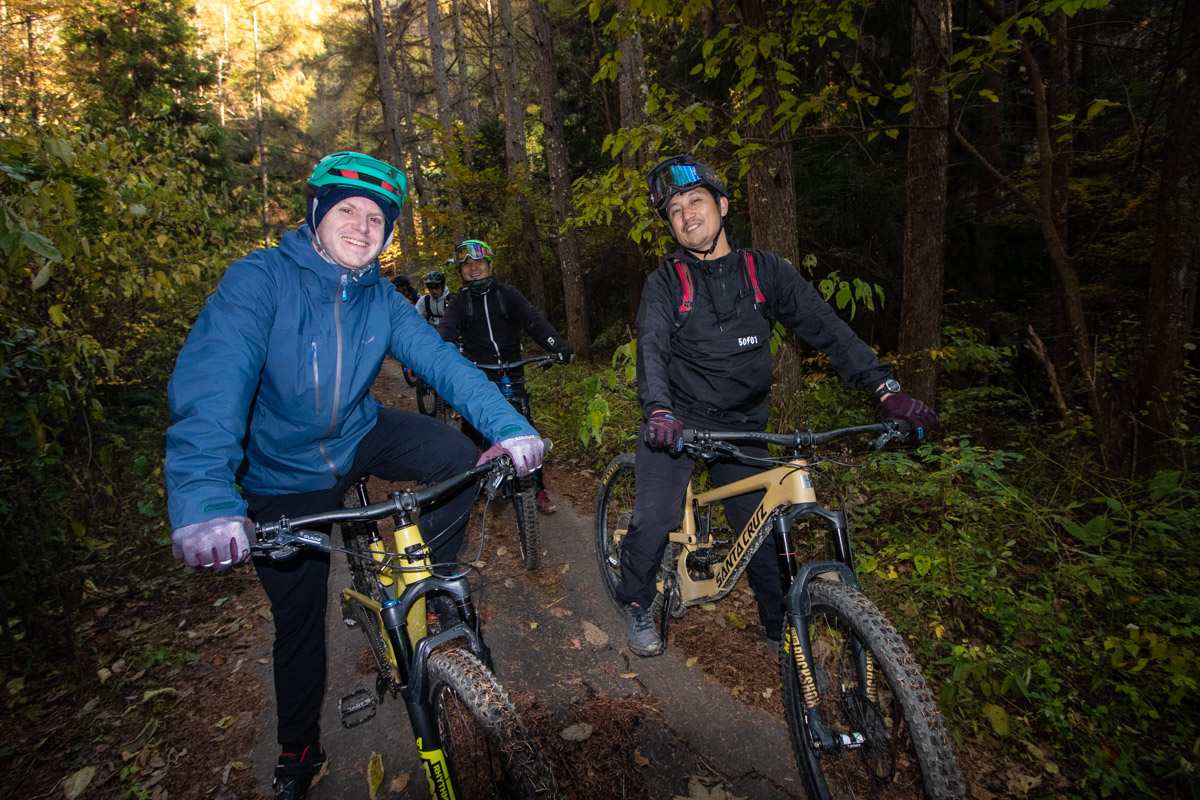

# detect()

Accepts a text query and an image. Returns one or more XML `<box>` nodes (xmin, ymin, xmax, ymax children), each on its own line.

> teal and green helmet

<box><xmin>306</xmin><ymin>152</ymin><xmax>407</xmax><ymax>243</ymax></box>
<box><xmin>454</xmin><ymin>239</ymin><xmax>494</xmax><ymax>264</ymax></box>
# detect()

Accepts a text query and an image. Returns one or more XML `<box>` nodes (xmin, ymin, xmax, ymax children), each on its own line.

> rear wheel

<box><xmin>416</xmin><ymin>377</ymin><xmax>435</xmax><ymax>416</ymax></box>
<box><xmin>593</xmin><ymin>454</ymin><xmax>682</xmax><ymax>618</ymax></box>
<box><xmin>402</xmin><ymin>364</ymin><xmax>417</xmax><ymax>387</ymax></box>
<box><xmin>781</xmin><ymin>580</ymin><xmax>964</xmax><ymax>800</ymax></box>
<box><xmin>511</xmin><ymin>476</ymin><xmax>541</xmax><ymax>571</ymax></box>
<box><xmin>426</xmin><ymin>647</ymin><xmax>559</xmax><ymax>799</ymax></box>
<box><xmin>340</xmin><ymin>484</ymin><xmax>386</xmax><ymax>604</ymax></box>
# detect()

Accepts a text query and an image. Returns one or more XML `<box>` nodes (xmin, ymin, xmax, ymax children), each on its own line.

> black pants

<box><xmin>460</xmin><ymin>372</ymin><xmax>545</xmax><ymax>492</ymax></box>
<box><xmin>244</xmin><ymin>408</ymin><xmax>477</xmax><ymax>749</ymax></box>
<box><xmin>616</xmin><ymin>414</ymin><xmax>784</xmax><ymax>641</ymax></box>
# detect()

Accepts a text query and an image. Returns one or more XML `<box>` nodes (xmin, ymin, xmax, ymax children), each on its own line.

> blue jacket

<box><xmin>166</xmin><ymin>226</ymin><xmax>536</xmax><ymax>528</ymax></box>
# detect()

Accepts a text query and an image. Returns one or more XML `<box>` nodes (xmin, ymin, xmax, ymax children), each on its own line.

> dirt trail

<box><xmin>247</xmin><ymin>360</ymin><xmax>804</xmax><ymax>799</ymax></box>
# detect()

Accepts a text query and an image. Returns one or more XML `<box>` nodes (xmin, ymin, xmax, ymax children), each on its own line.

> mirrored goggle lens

<box><xmin>455</xmin><ymin>243</ymin><xmax>492</xmax><ymax>263</ymax></box>
<box><xmin>650</xmin><ymin>164</ymin><xmax>702</xmax><ymax>206</ymax></box>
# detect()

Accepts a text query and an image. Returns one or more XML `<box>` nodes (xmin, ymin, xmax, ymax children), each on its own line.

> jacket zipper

<box><xmin>319</xmin><ymin>279</ymin><xmax>348</xmax><ymax>478</ymax></box>
<box><xmin>310</xmin><ymin>342</ymin><xmax>320</xmax><ymax>414</ymax></box>
<box><xmin>483</xmin><ymin>293</ymin><xmax>502</xmax><ymax>361</ymax></box>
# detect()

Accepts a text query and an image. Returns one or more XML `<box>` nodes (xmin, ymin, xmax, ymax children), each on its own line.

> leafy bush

<box><xmin>0</xmin><ymin>121</ymin><xmax>256</xmax><ymax>658</ymax></box>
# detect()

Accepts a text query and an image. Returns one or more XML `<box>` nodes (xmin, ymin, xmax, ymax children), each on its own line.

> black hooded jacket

<box><xmin>438</xmin><ymin>282</ymin><xmax>564</xmax><ymax>365</ymax></box>
<box><xmin>635</xmin><ymin>245</ymin><xmax>893</xmax><ymax>422</ymax></box>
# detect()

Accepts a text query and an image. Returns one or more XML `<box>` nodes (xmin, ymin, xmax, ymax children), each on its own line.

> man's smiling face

<box><xmin>666</xmin><ymin>186</ymin><xmax>729</xmax><ymax>255</ymax></box>
<box><xmin>316</xmin><ymin>194</ymin><xmax>387</xmax><ymax>269</ymax></box>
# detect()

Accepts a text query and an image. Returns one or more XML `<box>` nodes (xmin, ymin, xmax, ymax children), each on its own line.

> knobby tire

<box><xmin>426</xmin><ymin>647</ymin><xmax>559</xmax><ymax>799</ymax></box>
<box><xmin>512</xmin><ymin>475</ymin><xmax>542</xmax><ymax>571</ymax></box>
<box><xmin>780</xmin><ymin>580</ymin><xmax>964</xmax><ymax>800</ymax></box>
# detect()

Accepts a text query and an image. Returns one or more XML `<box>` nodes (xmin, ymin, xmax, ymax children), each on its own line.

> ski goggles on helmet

<box><xmin>454</xmin><ymin>240</ymin><xmax>494</xmax><ymax>264</ymax></box>
<box><xmin>646</xmin><ymin>157</ymin><xmax>726</xmax><ymax>215</ymax></box>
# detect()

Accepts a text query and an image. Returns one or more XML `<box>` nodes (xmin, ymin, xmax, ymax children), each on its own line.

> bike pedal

<box><xmin>339</xmin><ymin>688</ymin><xmax>376</xmax><ymax>728</ymax></box>
<box><xmin>340</xmin><ymin>597</ymin><xmax>359</xmax><ymax>628</ymax></box>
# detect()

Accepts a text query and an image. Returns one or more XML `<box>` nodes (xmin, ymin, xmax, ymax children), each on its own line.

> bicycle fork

<box><xmin>774</xmin><ymin>507</ymin><xmax>876</xmax><ymax>754</ymax></box>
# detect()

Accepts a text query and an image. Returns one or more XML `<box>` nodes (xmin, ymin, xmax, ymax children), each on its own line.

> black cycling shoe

<box><xmin>273</xmin><ymin>744</ymin><xmax>327</xmax><ymax>800</ymax></box>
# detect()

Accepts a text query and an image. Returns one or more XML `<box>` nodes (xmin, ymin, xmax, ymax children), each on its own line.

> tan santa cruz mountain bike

<box><xmin>594</xmin><ymin>422</ymin><xmax>964</xmax><ymax>799</ymax></box>
<box><xmin>252</xmin><ymin>457</ymin><xmax>560</xmax><ymax>799</ymax></box>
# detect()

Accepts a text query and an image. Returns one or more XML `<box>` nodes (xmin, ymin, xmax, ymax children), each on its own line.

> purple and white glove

<box><xmin>476</xmin><ymin>434</ymin><xmax>545</xmax><ymax>477</ymax></box>
<box><xmin>644</xmin><ymin>409</ymin><xmax>684</xmax><ymax>453</ymax></box>
<box><xmin>880</xmin><ymin>391</ymin><xmax>941</xmax><ymax>441</ymax></box>
<box><xmin>171</xmin><ymin>515</ymin><xmax>252</xmax><ymax>571</ymax></box>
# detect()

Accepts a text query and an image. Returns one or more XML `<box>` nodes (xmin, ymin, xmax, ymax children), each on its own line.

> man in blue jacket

<box><xmin>165</xmin><ymin>152</ymin><xmax>543</xmax><ymax>800</ymax></box>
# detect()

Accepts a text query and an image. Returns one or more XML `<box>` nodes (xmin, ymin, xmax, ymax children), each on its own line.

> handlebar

<box><xmin>682</xmin><ymin>420</ymin><xmax>913</xmax><ymax>454</ymax></box>
<box><xmin>251</xmin><ymin>458</ymin><xmax>515</xmax><ymax>556</ymax></box>
<box><xmin>473</xmin><ymin>354</ymin><xmax>559</xmax><ymax>372</ymax></box>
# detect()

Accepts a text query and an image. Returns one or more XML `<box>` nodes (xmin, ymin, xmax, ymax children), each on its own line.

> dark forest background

<box><xmin>1</xmin><ymin>0</ymin><xmax>1197</xmax><ymax>796</ymax></box>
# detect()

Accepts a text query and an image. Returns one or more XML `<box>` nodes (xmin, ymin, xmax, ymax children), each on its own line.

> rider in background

<box><xmin>618</xmin><ymin>154</ymin><xmax>941</xmax><ymax>660</ymax></box>
<box><xmin>389</xmin><ymin>272</ymin><xmax>420</xmax><ymax>303</ymax></box>
<box><xmin>164</xmin><ymin>153</ymin><xmax>544</xmax><ymax>800</ymax></box>
<box><xmin>438</xmin><ymin>238</ymin><xmax>574</xmax><ymax>515</ymax></box>
<box><xmin>415</xmin><ymin>269</ymin><xmax>447</xmax><ymax>326</ymax></box>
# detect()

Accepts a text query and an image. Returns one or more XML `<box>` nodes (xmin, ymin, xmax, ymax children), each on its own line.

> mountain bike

<box><xmin>252</xmin><ymin>457</ymin><xmax>560</xmax><ymax>799</ymax></box>
<box><xmin>472</xmin><ymin>354</ymin><xmax>557</xmax><ymax>571</ymax></box>
<box><xmin>413</xmin><ymin>374</ymin><xmax>460</xmax><ymax>431</ymax></box>
<box><xmin>594</xmin><ymin>422</ymin><xmax>965</xmax><ymax>800</ymax></box>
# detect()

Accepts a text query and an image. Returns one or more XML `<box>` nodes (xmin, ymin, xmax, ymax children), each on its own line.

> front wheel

<box><xmin>426</xmin><ymin>647</ymin><xmax>560</xmax><ymax>799</ymax></box>
<box><xmin>781</xmin><ymin>580</ymin><xmax>964</xmax><ymax>800</ymax></box>
<box><xmin>511</xmin><ymin>476</ymin><xmax>541</xmax><ymax>571</ymax></box>
<box><xmin>402</xmin><ymin>364</ymin><xmax>417</xmax><ymax>387</ymax></box>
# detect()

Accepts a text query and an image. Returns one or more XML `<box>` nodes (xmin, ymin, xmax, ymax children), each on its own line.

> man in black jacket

<box><xmin>439</xmin><ymin>239</ymin><xmax>574</xmax><ymax>514</ymax></box>
<box><xmin>619</xmin><ymin>155</ymin><xmax>940</xmax><ymax>658</ymax></box>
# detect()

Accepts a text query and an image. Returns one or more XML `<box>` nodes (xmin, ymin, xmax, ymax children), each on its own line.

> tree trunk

<box><xmin>498</xmin><ymin>0</ymin><xmax>547</xmax><ymax>311</ymax></box>
<box><xmin>530</xmin><ymin>0</ymin><xmax>590</xmax><ymax>357</ymax></box>
<box><xmin>897</xmin><ymin>0</ymin><xmax>951</xmax><ymax>405</ymax></box>
<box><xmin>738</xmin><ymin>0</ymin><xmax>800</xmax><ymax>269</ymax></box>
<box><xmin>252</xmin><ymin>6</ymin><xmax>269</xmax><ymax>247</ymax></box>
<box><xmin>616</xmin><ymin>0</ymin><xmax>649</xmax><ymax>327</ymax></box>
<box><xmin>369</xmin><ymin>0</ymin><xmax>408</xmax><ymax>257</ymax></box>
<box><xmin>397</xmin><ymin>40</ymin><xmax>432</xmax><ymax>248</ymax></box>
<box><xmin>426</xmin><ymin>0</ymin><xmax>465</xmax><ymax>240</ymax></box>
<box><xmin>1134</xmin><ymin>0</ymin><xmax>1200</xmax><ymax>473</ymax></box>
<box><xmin>451</xmin><ymin>0</ymin><xmax>475</xmax><ymax>165</ymax></box>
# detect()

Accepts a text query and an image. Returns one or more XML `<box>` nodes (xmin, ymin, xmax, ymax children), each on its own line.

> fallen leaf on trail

<box><xmin>497</xmin><ymin>546</ymin><xmax>508</xmax><ymax>556</ymax></box>
<box><xmin>257</xmin><ymin>607</ymin><xmax>273</xmax><ymax>620</ymax></box>
<box><xmin>672</xmin><ymin>775</ymin><xmax>748</xmax><ymax>800</ymax></box>
<box><xmin>256</xmin><ymin>658</ymin><xmax>270</xmax><ymax>664</ymax></box>
<box><xmin>529</xmin><ymin>622</ymin><xmax>538</xmax><ymax>629</ymax></box>
<box><xmin>686</xmin><ymin>656</ymin><xmax>698</xmax><ymax>668</ymax></box>
<box><xmin>762</xmin><ymin>687</ymin><xmax>774</xmax><ymax>699</ymax></box>
<box><xmin>388</xmin><ymin>772</ymin><xmax>410</xmax><ymax>792</ymax></box>
<box><xmin>215</xmin><ymin>714</ymin><xmax>238</xmax><ymax>729</ymax></box>
<box><xmin>213</xmin><ymin>596</ymin><xmax>228</xmax><ymax>607</ymax></box>
<box><xmin>700</xmin><ymin>602</ymin><xmax>717</xmax><ymax>611</ymax></box>
<box><xmin>367</xmin><ymin>752</ymin><xmax>384</xmax><ymax>799</ymax></box>
<box><xmin>6</xmin><ymin>677</ymin><xmax>24</xmax><ymax>695</ymax></box>
<box><xmin>504</xmin><ymin>578</ymin><xmax>516</xmax><ymax>588</ymax></box>
<box><xmin>581</xmin><ymin>621</ymin><xmax>608</xmax><ymax>647</ymax></box>
<box><xmin>634</xmin><ymin>750</ymin><xmax>650</xmax><ymax>767</ymax></box>
<box><xmin>570</xmin><ymin>638</ymin><xmax>582</xmax><ymax>650</ymax></box>
<box><xmin>111</xmin><ymin>658</ymin><xmax>127</xmax><ymax>674</ymax></box>
<box><xmin>620</xmin><ymin>672</ymin><xmax>638</xmax><ymax>679</ymax></box>
<box><xmin>548</xmin><ymin>607</ymin><xmax>565</xmax><ymax>618</ymax></box>
<box><xmin>62</xmin><ymin>766</ymin><xmax>96</xmax><ymax>800</ymax></box>
<box><xmin>140</xmin><ymin>688</ymin><xmax>178</xmax><ymax>704</ymax></box>
<box><xmin>561</xmin><ymin>563</ymin><xmax>569</xmax><ymax>573</ymax></box>
<box><xmin>560</xmin><ymin>723</ymin><xmax>594</xmax><ymax>741</ymax></box>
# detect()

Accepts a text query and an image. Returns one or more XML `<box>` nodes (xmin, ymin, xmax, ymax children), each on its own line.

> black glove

<box><xmin>880</xmin><ymin>391</ymin><xmax>941</xmax><ymax>441</ymax></box>
<box><xmin>644</xmin><ymin>410</ymin><xmax>684</xmax><ymax>453</ymax></box>
<box><xmin>555</xmin><ymin>345</ymin><xmax>575</xmax><ymax>365</ymax></box>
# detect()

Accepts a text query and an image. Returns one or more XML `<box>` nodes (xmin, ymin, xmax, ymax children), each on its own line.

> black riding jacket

<box><xmin>635</xmin><ymin>245</ymin><xmax>893</xmax><ymax>422</ymax></box>
<box><xmin>438</xmin><ymin>282</ymin><xmax>564</xmax><ymax>365</ymax></box>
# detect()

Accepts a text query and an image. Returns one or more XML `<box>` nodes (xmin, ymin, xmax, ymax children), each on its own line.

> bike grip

<box><xmin>681</xmin><ymin>429</ymin><xmax>697</xmax><ymax>444</ymax></box>
<box><xmin>542</xmin><ymin>437</ymin><xmax>553</xmax><ymax>452</ymax></box>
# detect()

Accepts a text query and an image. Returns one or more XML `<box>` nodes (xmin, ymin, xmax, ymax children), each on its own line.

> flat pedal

<box><xmin>339</xmin><ymin>688</ymin><xmax>376</xmax><ymax>728</ymax></box>
<box><xmin>340</xmin><ymin>597</ymin><xmax>359</xmax><ymax>628</ymax></box>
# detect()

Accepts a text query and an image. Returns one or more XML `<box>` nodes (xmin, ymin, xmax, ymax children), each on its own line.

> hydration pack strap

<box><xmin>673</xmin><ymin>260</ymin><xmax>695</xmax><ymax>318</ymax></box>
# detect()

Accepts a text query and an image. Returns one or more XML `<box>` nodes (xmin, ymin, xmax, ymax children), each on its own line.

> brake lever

<box><xmin>252</xmin><ymin>528</ymin><xmax>332</xmax><ymax>561</ymax></box>
<box><xmin>483</xmin><ymin>464</ymin><xmax>510</xmax><ymax>499</ymax></box>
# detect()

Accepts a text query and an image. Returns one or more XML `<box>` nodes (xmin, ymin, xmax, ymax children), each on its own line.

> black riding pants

<box><xmin>244</xmin><ymin>408</ymin><xmax>477</xmax><ymax>750</ymax></box>
<box><xmin>616</xmin><ymin>415</ymin><xmax>784</xmax><ymax>641</ymax></box>
<box><xmin>460</xmin><ymin>372</ymin><xmax>545</xmax><ymax>491</ymax></box>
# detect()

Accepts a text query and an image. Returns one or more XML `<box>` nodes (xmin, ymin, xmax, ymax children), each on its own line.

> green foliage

<box><xmin>0</xmin><ymin>119</ymin><xmax>255</xmax><ymax>658</ymax></box>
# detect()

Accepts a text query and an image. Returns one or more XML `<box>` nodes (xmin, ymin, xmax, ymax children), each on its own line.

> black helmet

<box><xmin>646</xmin><ymin>155</ymin><xmax>728</xmax><ymax>222</ymax></box>
<box><xmin>425</xmin><ymin>270</ymin><xmax>445</xmax><ymax>287</ymax></box>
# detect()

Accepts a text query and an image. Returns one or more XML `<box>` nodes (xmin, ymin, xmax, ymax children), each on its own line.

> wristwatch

<box><xmin>876</xmin><ymin>378</ymin><xmax>901</xmax><ymax>399</ymax></box>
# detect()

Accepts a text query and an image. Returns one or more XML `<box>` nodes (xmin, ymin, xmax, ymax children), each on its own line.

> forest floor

<box><xmin>4</xmin><ymin>361</ymin><xmax>1015</xmax><ymax>800</ymax></box>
